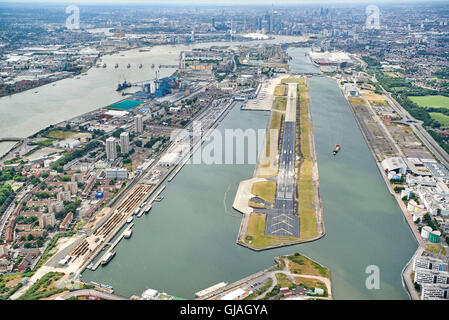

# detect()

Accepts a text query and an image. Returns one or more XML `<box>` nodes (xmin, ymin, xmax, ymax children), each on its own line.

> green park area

<box><xmin>429</xmin><ymin>112</ymin><xmax>449</xmax><ymax>126</ymax></box>
<box><xmin>409</xmin><ymin>95</ymin><xmax>449</xmax><ymax>109</ymax></box>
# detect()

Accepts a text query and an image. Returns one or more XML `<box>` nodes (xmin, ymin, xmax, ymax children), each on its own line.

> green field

<box><xmin>429</xmin><ymin>112</ymin><xmax>449</xmax><ymax>126</ymax></box>
<box><xmin>409</xmin><ymin>95</ymin><xmax>449</xmax><ymax>109</ymax></box>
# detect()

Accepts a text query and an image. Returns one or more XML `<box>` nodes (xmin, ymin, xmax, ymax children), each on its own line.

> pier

<box><xmin>137</xmin><ymin>186</ymin><xmax>166</xmax><ymax>217</ymax></box>
<box><xmin>90</xmin><ymin>223</ymin><xmax>134</xmax><ymax>271</ymax></box>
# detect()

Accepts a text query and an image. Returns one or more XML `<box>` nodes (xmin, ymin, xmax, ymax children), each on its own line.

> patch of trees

<box><xmin>51</xmin><ymin>140</ymin><xmax>101</xmax><ymax>172</ymax></box>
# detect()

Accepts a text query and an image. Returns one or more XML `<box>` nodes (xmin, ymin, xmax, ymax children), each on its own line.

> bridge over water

<box><xmin>0</xmin><ymin>137</ymin><xmax>25</xmax><ymax>142</ymax></box>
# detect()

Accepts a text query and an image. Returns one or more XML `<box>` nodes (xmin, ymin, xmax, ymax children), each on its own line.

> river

<box><xmin>81</xmin><ymin>48</ymin><xmax>417</xmax><ymax>299</ymax></box>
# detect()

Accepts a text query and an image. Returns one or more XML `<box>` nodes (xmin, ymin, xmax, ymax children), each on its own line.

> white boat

<box><xmin>101</xmin><ymin>250</ymin><xmax>116</xmax><ymax>265</ymax></box>
<box><xmin>144</xmin><ymin>205</ymin><xmax>152</xmax><ymax>214</ymax></box>
<box><xmin>126</xmin><ymin>216</ymin><xmax>134</xmax><ymax>223</ymax></box>
<box><xmin>124</xmin><ymin>229</ymin><xmax>133</xmax><ymax>239</ymax></box>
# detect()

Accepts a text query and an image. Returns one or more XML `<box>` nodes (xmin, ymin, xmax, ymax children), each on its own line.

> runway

<box><xmin>264</xmin><ymin>83</ymin><xmax>299</xmax><ymax>238</ymax></box>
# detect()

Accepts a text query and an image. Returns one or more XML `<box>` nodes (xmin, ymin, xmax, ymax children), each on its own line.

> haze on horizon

<box><xmin>1</xmin><ymin>0</ymin><xmax>447</xmax><ymax>5</ymax></box>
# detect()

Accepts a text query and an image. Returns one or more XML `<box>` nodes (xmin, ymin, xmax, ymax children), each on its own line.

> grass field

<box><xmin>409</xmin><ymin>95</ymin><xmax>449</xmax><ymax>109</ymax></box>
<box><xmin>361</xmin><ymin>90</ymin><xmax>389</xmax><ymax>106</ymax></box>
<box><xmin>297</xmin><ymin>82</ymin><xmax>318</xmax><ymax>239</ymax></box>
<box><xmin>265</xmin><ymin>111</ymin><xmax>282</xmax><ymax>157</ymax></box>
<box><xmin>429</xmin><ymin>112</ymin><xmax>449</xmax><ymax>126</ymax></box>
<box><xmin>274</xmin><ymin>97</ymin><xmax>287</xmax><ymax>111</ymax></box>
<box><xmin>275</xmin><ymin>273</ymin><xmax>295</xmax><ymax>288</ymax></box>
<box><xmin>281</xmin><ymin>78</ymin><xmax>304</xmax><ymax>85</ymax></box>
<box><xmin>251</xmin><ymin>180</ymin><xmax>276</xmax><ymax>203</ymax></box>
<box><xmin>384</xmin><ymin>72</ymin><xmax>399</xmax><ymax>78</ymax></box>
<box><xmin>287</xmin><ymin>253</ymin><xmax>330</xmax><ymax>278</ymax></box>
<box><xmin>348</xmin><ymin>97</ymin><xmax>367</xmax><ymax>106</ymax></box>
<box><xmin>244</xmin><ymin>214</ymin><xmax>299</xmax><ymax>248</ymax></box>
<box><xmin>274</xmin><ymin>85</ymin><xmax>287</xmax><ymax>96</ymax></box>
<box><xmin>46</xmin><ymin>130</ymin><xmax>74</xmax><ymax>140</ymax></box>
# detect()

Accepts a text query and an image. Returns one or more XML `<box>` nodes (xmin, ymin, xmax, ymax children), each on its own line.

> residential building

<box><xmin>120</xmin><ymin>131</ymin><xmax>130</xmax><ymax>154</ymax></box>
<box><xmin>106</xmin><ymin>137</ymin><xmax>117</xmax><ymax>162</ymax></box>
<box><xmin>135</xmin><ymin>114</ymin><xmax>143</xmax><ymax>134</ymax></box>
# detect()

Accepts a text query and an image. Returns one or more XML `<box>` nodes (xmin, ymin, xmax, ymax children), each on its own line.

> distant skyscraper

<box><xmin>106</xmin><ymin>137</ymin><xmax>117</xmax><ymax>162</ymax></box>
<box><xmin>135</xmin><ymin>114</ymin><xmax>143</xmax><ymax>134</ymax></box>
<box><xmin>120</xmin><ymin>131</ymin><xmax>130</xmax><ymax>154</ymax></box>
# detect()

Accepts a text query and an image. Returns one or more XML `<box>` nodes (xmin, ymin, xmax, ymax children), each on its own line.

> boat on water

<box><xmin>116</xmin><ymin>80</ymin><xmax>131</xmax><ymax>91</ymax></box>
<box><xmin>124</xmin><ymin>229</ymin><xmax>133</xmax><ymax>239</ymax></box>
<box><xmin>101</xmin><ymin>250</ymin><xmax>116</xmax><ymax>265</ymax></box>
<box><xmin>144</xmin><ymin>205</ymin><xmax>152</xmax><ymax>214</ymax></box>
<box><xmin>87</xmin><ymin>263</ymin><xmax>94</xmax><ymax>270</ymax></box>
<box><xmin>333</xmin><ymin>144</ymin><xmax>341</xmax><ymax>155</ymax></box>
<box><xmin>126</xmin><ymin>216</ymin><xmax>134</xmax><ymax>223</ymax></box>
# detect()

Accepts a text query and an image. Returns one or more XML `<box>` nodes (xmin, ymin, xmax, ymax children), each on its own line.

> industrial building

<box><xmin>381</xmin><ymin>157</ymin><xmax>408</xmax><ymax>175</ymax></box>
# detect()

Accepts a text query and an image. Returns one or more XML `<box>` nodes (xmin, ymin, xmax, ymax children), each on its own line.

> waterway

<box><xmin>82</xmin><ymin>47</ymin><xmax>418</xmax><ymax>299</ymax></box>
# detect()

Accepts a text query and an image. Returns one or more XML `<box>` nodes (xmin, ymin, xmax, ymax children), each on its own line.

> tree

<box><xmin>27</xmin><ymin>234</ymin><xmax>34</xmax><ymax>241</ymax></box>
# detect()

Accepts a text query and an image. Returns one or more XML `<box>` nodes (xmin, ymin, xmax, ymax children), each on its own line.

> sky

<box><xmin>0</xmin><ymin>0</ymin><xmax>445</xmax><ymax>4</ymax></box>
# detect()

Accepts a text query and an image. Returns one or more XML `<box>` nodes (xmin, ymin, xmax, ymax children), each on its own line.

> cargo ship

<box><xmin>101</xmin><ymin>250</ymin><xmax>116</xmax><ymax>265</ymax></box>
<box><xmin>116</xmin><ymin>81</ymin><xmax>131</xmax><ymax>91</ymax></box>
<box><xmin>333</xmin><ymin>144</ymin><xmax>341</xmax><ymax>155</ymax></box>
